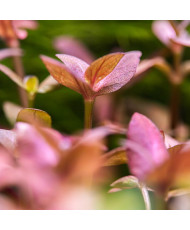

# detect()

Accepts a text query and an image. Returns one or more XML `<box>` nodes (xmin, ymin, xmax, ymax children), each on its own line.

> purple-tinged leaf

<box><xmin>93</xmin><ymin>51</ymin><xmax>141</xmax><ymax>95</ymax></box>
<box><xmin>0</xmin><ymin>48</ymin><xmax>23</xmax><ymax>61</ymax></box>
<box><xmin>164</xmin><ymin>133</ymin><xmax>180</xmax><ymax>149</ymax></box>
<box><xmin>177</xmin><ymin>20</ymin><xmax>190</xmax><ymax>31</ymax></box>
<box><xmin>0</xmin><ymin>129</ymin><xmax>16</xmax><ymax>151</ymax></box>
<box><xmin>54</xmin><ymin>36</ymin><xmax>94</xmax><ymax>64</ymax></box>
<box><xmin>13</xmin><ymin>20</ymin><xmax>38</xmax><ymax>39</ymax></box>
<box><xmin>171</xmin><ymin>34</ymin><xmax>190</xmax><ymax>47</ymax></box>
<box><xmin>56</xmin><ymin>54</ymin><xmax>89</xmax><ymax>81</ymax></box>
<box><xmin>41</xmin><ymin>51</ymin><xmax>141</xmax><ymax>100</ymax></box>
<box><xmin>15</xmin><ymin>122</ymin><xmax>68</xmax><ymax>167</ymax></box>
<box><xmin>135</xmin><ymin>57</ymin><xmax>172</xmax><ymax>77</ymax></box>
<box><xmin>152</xmin><ymin>20</ymin><xmax>176</xmax><ymax>46</ymax></box>
<box><xmin>40</xmin><ymin>55</ymin><xmax>90</xmax><ymax>96</ymax></box>
<box><xmin>127</xmin><ymin>112</ymin><xmax>169</xmax><ymax>180</ymax></box>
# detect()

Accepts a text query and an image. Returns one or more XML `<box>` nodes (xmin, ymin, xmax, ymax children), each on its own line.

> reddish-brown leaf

<box><xmin>0</xmin><ymin>20</ymin><xmax>17</xmax><ymax>42</ymax></box>
<box><xmin>85</xmin><ymin>53</ymin><xmax>124</xmax><ymax>88</ymax></box>
<box><xmin>147</xmin><ymin>145</ymin><xmax>190</xmax><ymax>195</ymax></box>
<box><xmin>102</xmin><ymin>147</ymin><xmax>127</xmax><ymax>166</ymax></box>
<box><xmin>40</xmin><ymin>55</ymin><xmax>83</xmax><ymax>95</ymax></box>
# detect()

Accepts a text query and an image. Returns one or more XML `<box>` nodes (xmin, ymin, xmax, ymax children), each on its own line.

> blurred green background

<box><xmin>2</xmin><ymin>20</ymin><xmax>190</xmax><ymax>133</ymax></box>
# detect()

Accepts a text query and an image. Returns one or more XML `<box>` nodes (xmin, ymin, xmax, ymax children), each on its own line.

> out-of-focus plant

<box><xmin>0</xmin><ymin>47</ymin><xmax>23</xmax><ymax>118</ymax></box>
<box><xmin>152</xmin><ymin>20</ymin><xmax>190</xmax><ymax>134</ymax></box>
<box><xmin>110</xmin><ymin>112</ymin><xmax>190</xmax><ymax>209</ymax></box>
<box><xmin>0</xmin><ymin>63</ymin><xmax>59</xmax><ymax>109</ymax></box>
<box><xmin>0</xmin><ymin>20</ymin><xmax>38</xmax><ymax>107</ymax></box>
<box><xmin>0</xmin><ymin>105</ymin><xmax>127</xmax><ymax>209</ymax></box>
<box><xmin>41</xmin><ymin>52</ymin><xmax>141</xmax><ymax>129</ymax></box>
<box><xmin>0</xmin><ymin>117</ymin><xmax>116</xmax><ymax>209</ymax></box>
<box><xmin>2</xmin><ymin>20</ymin><xmax>190</xmax><ymax>210</ymax></box>
<box><xmin>134</xmin><ymin>20</ymin><xmax>190</xmax><ymax>137</ymax></box>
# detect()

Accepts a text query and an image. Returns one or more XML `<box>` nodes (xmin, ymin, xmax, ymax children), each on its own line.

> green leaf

<box><xmin>109</xmin><ymin>176</ymin><xmax>140</xmax><ymax>192</ymax></box>
<box><xmin>16</xmin><ymin>108</ymin><xmax>52</xmax><ymax>127</ymax></box>
<box><xmin>24</xmin><ymin>76</ymin><xmax>39</xmax><ymax>94</ymax></box>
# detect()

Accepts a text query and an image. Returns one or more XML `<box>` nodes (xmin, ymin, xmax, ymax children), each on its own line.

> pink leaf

<box><xmin>152</xmin><ymin>20</ymin><xmax>176</xmax><ymax>46</ymax></box>
<box><xmin>54</xmin><ymin>36</ymin><xmax>94</xmax><ymax>64</ymax></box>
<box><xmin>127</xmin><ymin>113</ymin><xmax>169</xmax><ymax>180</ymax></box>
<box><xmin>0</xmin><ymin>48</ymin><xmax>23</xmax><ymax>61</ymax></box>
<box><xmin>0</xmin><ymin>129</ymin><xmax>16</xmax><ymax>151</ymax></box>
<box><xmin>94</xmin><ymin>51</ymin><xmax>141</xmax><ymax>95</ymax></box>
<box><xmin>40</xmin><ymin>55</ymin><xmax>84</xmax><ymax>95</ymax></box>
<box><xmin>15</xmin><ymin>122</ymin><xmax>71</xmax><ymax>167</ymax></box>
<box><xmin>13</xmin><ymin>20</ymin><xmax>38</xmax><ymax>40</ymax></box>
<box><xmin>171</xmin><ymin>34</ymin><xmax>190</xmax><ymax>47</ymax></box>
<box><xmin>56</xmin><ymin>54</ymin><xmax>89</xmax><ymax>81</ymax></box>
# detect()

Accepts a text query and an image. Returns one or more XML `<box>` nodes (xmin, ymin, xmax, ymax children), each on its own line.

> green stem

<box><xmin>28</xmin><ymin>93</ymin><xmax>35</xmax><ymax>108</ymax></box>
<box><xmin>84</xmin><ymin>99</ymin><xmax>94</xmax><ymax>129</ymax></box>
<box><xmin>139</xmin><ymin>183</ymin><xmax>151</xmax><ymax>210</ymax></box>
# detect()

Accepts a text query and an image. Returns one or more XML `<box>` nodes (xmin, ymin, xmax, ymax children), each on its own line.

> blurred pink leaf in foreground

<box><xmin>0</xmin><ymin>123</ymin><xmax>110</xmax><ymax>209</ymax></box>
<box><xmin>126</xmin><ymin>112</ymin><xmax>190</xmax><ymax>195</ymax></box>
<box><xmin>126</xmin><ymin>112</ymin><xmax>169</xmax><ymax>180</ymax></box>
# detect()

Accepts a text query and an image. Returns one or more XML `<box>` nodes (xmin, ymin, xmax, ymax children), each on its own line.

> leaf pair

<box><xmin>41</xmin><ymin>51</ymin><xmax>141</xmax><ymax>100</ymax></box>
<box><xmin>152</xmin><ymin>20</ymin><xmax>190</xmax><ymax>53</ymax></box>
<box><xmin>0</xmin><ymin>64</ymin><xmax>59</xmax><ymax>95</ymax></box>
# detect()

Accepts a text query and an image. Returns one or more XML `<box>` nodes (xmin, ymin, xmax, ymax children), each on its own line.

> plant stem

<box><xmin>169</xmin><ymin>20</ymin><xmax>179</xmax><ymax>36</ymax></box>
<box><xmin>139</xmin><ymin>183</ymin><xmax>151</xmax><ymax>210</ymax></box>
<box><xmin>12</xmin><ymin>54</ymin><xmax>28</xmax><ymax>107</ymax></box>
<box><xmin>170</xmin><ymin>52</ymin><xmax>182</xmax><ymax>136</ymax></box>
<box><xmin>84</xmin><ymin>99</ymin><xmax>94</xmax><ymax>129</ymax></box>
<box><xmin>170</xmin><ymin>83</ymin><xmax>180</xmax><ymax>133</ymax></box>
<box><xmin>9</xmin><ymin>39</ymin><xmax>28</xmax><ymax>107</ymax></box>
<box><xmin>28</xmin><ymin>93</ymin><xmax>35</xmax><ymax>108</ymax></box>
